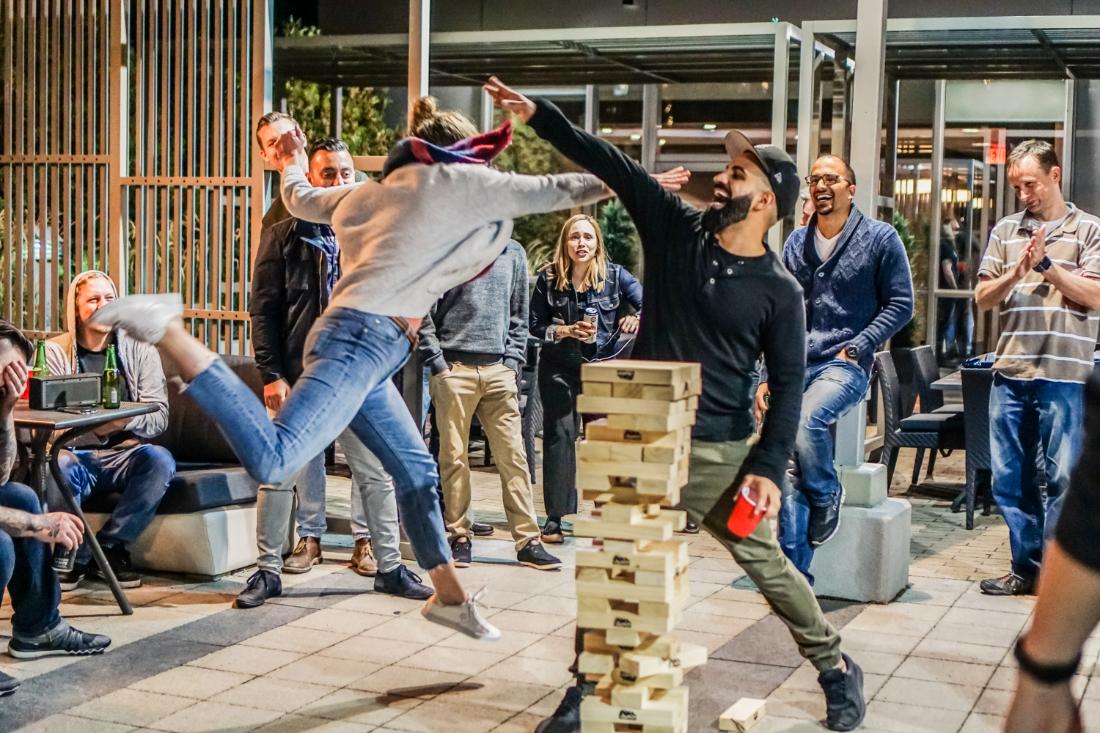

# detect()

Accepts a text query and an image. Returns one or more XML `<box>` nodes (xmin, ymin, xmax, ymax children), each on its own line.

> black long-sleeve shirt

<box><xmin>1056</xmin><ymin>372</ymin><xmax>1100</xmax><ymax>571</ymax></box>
<box><xmin>528</xmin><ymin>98</ymin><xmax>806</xmax><ymax>486</ymax></box>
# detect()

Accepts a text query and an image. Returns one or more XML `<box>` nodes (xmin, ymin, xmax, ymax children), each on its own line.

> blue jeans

<box><xmin>58</xmin><ymin>444</ymin><xmax>176</xmax><ymax>560</ymax></box>
<box><xmin>290</xmin><ymin>452</ymin><xmax>329</xmax><ymax>539</ymax></box>
<box><xmin>184</xmin><ymin>307</ymin><xmax>450</xmax><ymax>571</ymax></box>
<box><xmin>0</xmin><ymin>482</ymin><xmax>61</xmax><ymax>637</ymax></box>
<box><xmin>779</xmin><ymin>359</ymin><xmax>869</xmax><ymax>580</ymax></box>
<box><xmin>990</xmin><ymin>374</ymin><xmax>1084</xmax><ymax>580</ymax></box>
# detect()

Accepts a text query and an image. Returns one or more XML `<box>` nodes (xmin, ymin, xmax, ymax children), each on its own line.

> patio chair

<box><xmin>952</xmin><ymin>367</ymin><xmax>994</xmax><ymax>529</ymax></box>
<box><xmin>876</xmin><ymin>350</ymin><xmax>965</xmax><ymax>487</ymax></box>
<box><xmin>909</xmin><ymin>345</ymin><xmax>964</xmax><ymax>481</ymax></box>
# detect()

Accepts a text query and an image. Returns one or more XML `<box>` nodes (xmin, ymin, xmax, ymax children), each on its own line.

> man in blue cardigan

<box><xmin>758</xmin><ymin>154</ymin><xmax>913</xmax><ymax>578</ymax></box>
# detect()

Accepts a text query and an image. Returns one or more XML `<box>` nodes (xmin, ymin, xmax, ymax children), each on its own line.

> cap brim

<box><xmin>724</xmin><ymin>130</ymin><xmax>769</xmax><ymax>176</ymax></box>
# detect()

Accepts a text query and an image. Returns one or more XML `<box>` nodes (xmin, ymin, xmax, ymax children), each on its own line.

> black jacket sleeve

<box><xmin>529</xmin><ymin>270</ymin><xmax>554</xmax><ymax>341</ymax></box>
<box><xmin>750</xmin><ymin>287</ymin><xmax>808</xmax><ymax>486</ymax></box>
<box><xmin>249</xmin><ymin>222</ymin><xmax>289</xmax><ymax>385</ymax></box>
<box><xmin>1056</xmin><ymin>373</ymin><xmax>1100</xmax><ymax>571</ymax></box>
<box><xmin>527</xmin><ymin>99</ymin><xmax>697</xmax><ymax>257</ymax></box>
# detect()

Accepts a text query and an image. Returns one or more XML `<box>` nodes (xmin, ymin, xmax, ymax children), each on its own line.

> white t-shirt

<box><xmin>815</xmin><ymin>228</ymin><xmax>842</xmax><ymax>262</ymax></box>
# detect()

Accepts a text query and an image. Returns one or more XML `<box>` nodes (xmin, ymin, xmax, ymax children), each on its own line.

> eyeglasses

<box><xmin>805</xmin><ymin>174</ymin><xmax>848</xmax><ymax>186</ymax></box>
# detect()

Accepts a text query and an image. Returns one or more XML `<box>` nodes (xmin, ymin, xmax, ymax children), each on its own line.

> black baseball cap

<box><xmin>723</xmin><ymin>131</ymin><xmax>800</xmax><ymax>221</ymax></box>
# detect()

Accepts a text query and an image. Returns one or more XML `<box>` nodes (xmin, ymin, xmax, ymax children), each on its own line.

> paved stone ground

<box><xmin>0</xmin><ymin>449</ymin><xmax>1096</xmax><ymax>733</ymax></box>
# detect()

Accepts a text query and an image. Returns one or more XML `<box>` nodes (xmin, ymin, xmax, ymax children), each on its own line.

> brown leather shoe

<box><xmin>283</xmin><ymin>537</ymin><xmax>322</xmax><ymax>574</ymax></box>
<box><xmin>349</xmin><ymin>538</ymin><xmax>378</xmax><ymax>577</ymax></box>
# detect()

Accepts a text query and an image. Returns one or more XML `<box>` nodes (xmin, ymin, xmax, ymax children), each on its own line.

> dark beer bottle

<box><xmin>102</xmin><ymin>344</ymin><xmax>121</xmax><ymax>409</ymax></box>
<box><xmin>31</xmin><ymin>339</ymin><xmax>49</xmax><ymax>378</ymax></box>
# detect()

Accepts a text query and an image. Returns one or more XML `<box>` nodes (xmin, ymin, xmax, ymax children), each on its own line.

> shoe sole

<box><xmin>979</xmin><ymin>583</ymin><xmax>1033</xmax><ymax>596</ymax></box>
<box><xmin>0</xmin><ymin>687</ymin><xmax>16</xmax><ymax>696</ymax></box>
<box><xmin>88</xmin><ymin>575</ymin><xmax>142</xmax><ymax>589</ymax></box>
<box><xmin>234</xmin><ymin>592</ymin><xmax>280</xmax><ymax>609</ymax></box>
<box><xmin>349</xmin><ymin>563</ymin><xmax>378</xmax><ymax>577</ymax></box>
<box><xmin>8</xmin><ymin>646</ymin><xmax>107</xmax><ymax>660</ymax></box>
<box><xmin>520</xmin><ymin>560</ymin><xmax>563</xmax><ymax>571</ymax></box>
<box><xmin>541</xmin><ymin>533</ymin><xmax>565</xmax><ymax>544</ymax></box>
<box><xmin>420</xmin><ymin>604</ymin><xmax>501</xmax><ymax>641</ymax></box>
<box><xmin>282</xmin><ymin>558</ymin><xmax>322</xmax><ymax>575</ymax></box>
<box><xmin>58</xmin><ymin>580</ymin><xmax>83</xmax><ymax>592</ymax></box>
<box><xmin>470</xmin><ymin>526</ymin><xmax>494</xmax><ymax>536</ymax></box>
<box><xmin>452</xmin><ymin>559</ymin><xmax>472</xmax><ymax>568</ymax></box>
<box><xmin>810</xmin><ymin>485</ymin><xmax>845</xmax><ymax>548</ymax></box>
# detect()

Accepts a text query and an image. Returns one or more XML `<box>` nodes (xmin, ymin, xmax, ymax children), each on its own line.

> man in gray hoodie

<box><xmin>420</xmin><ymin>240</ymin><xmax>561</xmax><ymax>571</ymax></box>
<box><xmin>45</xmin><ymin>270</ymin><xmax>175</xmax><ymax>590</ymax></box>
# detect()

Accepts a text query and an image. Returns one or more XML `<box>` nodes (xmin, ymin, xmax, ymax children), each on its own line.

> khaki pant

<box><xmin>430</xmin><ymin>362</ymin><xmax>540</xmax><ymax>550</ymax></box>
<box><xmin>680</xmin><ymin>440</ymin><xmax>843</xmax><ymax>672</ymax></box>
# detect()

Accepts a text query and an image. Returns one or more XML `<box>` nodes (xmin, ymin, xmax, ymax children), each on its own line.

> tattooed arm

<box><xmin>0</xmin><ymin>507</ymin><xmax>83</xmax><ymax>547</ymax></box>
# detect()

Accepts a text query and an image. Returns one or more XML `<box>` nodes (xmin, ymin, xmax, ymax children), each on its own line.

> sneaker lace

<box><xmin>400</xmin><ymin>566</ymin><xmax>423</xmax><ymax>584</ymax></box>
<box><xmin>245</xmin><ymin>569</ymin><xmax>270</xmax><ymax>588</ymax></box>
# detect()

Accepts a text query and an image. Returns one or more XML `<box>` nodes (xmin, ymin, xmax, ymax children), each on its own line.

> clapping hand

<box><xmin>653</xmin><ymin>166</ymin><xmax>691</xmax><ymax>192</ymax></box>
<box><xmin>483</xmin><ymin>76</ymin><xmax>537</xmax><ymax>125</ymax></box>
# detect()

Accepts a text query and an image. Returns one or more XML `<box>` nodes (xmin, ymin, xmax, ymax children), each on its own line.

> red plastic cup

<box><xmin>727</xmin><ymin>485</ymin><xmax>764</xmax><ymax>538</ymax></box>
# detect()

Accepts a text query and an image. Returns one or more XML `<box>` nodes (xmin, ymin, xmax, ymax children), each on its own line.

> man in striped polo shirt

<box><xmin>975</xmin><ymin>139</ymin><xmax>1100</xmax><ymax>596</ymax></box>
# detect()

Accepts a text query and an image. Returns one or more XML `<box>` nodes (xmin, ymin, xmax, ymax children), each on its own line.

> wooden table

<box><xmin>15</xmin><ymin>401</ymin><xmax>157</xmax><ymax>615</ymax></box>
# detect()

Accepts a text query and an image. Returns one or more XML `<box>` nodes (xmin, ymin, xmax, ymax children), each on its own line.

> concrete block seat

<box><xmin>82</xmin><ymin>355</ymin><xmax>264</xmax><ymax>578</ymax></box>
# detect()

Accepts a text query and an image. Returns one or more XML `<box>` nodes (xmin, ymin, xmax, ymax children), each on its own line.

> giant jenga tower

<box><xmin>573</xmin><ymin>359</ymin><xmax>706</xmax><ymax>733</ymax></box>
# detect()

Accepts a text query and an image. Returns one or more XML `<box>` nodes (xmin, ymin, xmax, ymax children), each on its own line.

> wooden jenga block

<box><xmin>578</xmin><ymin>471</ymin><xmax>685</xmax><ymax>504</ymax></box>
<box><xmin>576</xmin><ymin>597</ymin><xmax>683</xmax><ymax>636</ymax></box>
<box><xmin>579</xmin><ymin>435</ymin><xmax>690</xmax><ymax>466</ymax></box>
<box><xmin>579</xmin><ymin>456</ymin><xmax>689</xmax><ymax>484</ymax></box>
<box><xmin>586</xmin><ymin>420</ymin><xmax>691</xmax><ymax>445</ymax></box>
<box><xmin>604</xmin><ymin>627</ymin><xmax>646</xmax><ymax>648</ymax></box>
<box><xmin>611</xmin><ymin>382</ymin><xmax>700</xmax><ymax>400</ymax></box>
<box><xmin>577</xmin><ymin>394</ymin><xmax>699</xmax><ymax>419</ymax></box>
<box><xmin>604</xmin><ymin>410</ymin><xmax>696</xmax><ymax>433</ymax></box>
<box><xmin>582</xmin><ymin>359</ymin><xmax>701</xmax><ymax>392</ymax></box>
<box><xmin>576</xmin><ymin>566</ymin><xmax>687</xmax><ymax>604</ymax></box>
<box><xmin>575</xmin><ymin>539</ymin><xmax>689</xmax><ymax>575</ymax></box>
<box><xmin>580</xmin><ymin>685</ymin><xmax>689</xmax><ymax>730</ymax></box>
<box><xmin>583</xmin><ymin>381</ymin><xmax>613</xmax><ymax>397</ymax></box>
<box><xmin>620</xmin><ymin>638</ymin><xmax>708</xmax><ymax>679</ymax></box>
<box><xmin>573</xmin><ymin>508</ymin><xmax>685</xmax><ymax>542</ymax></box>
<box><xmin>719</xmin><ymin>698</ymin><xmax>767</xmax><ymax>732</ymax></box>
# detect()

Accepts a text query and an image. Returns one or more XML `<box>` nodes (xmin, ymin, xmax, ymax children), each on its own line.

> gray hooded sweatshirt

<box><xmin>44</xmin><ymin>270</ymin><xmax>170</xmax><ymax>440</ymax></box>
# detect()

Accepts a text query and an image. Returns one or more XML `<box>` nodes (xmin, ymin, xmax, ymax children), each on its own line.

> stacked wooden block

<box><xmin>573</xmin><ymin>359</ymin><xmax>705</xmax><ymax>733</ymax></box>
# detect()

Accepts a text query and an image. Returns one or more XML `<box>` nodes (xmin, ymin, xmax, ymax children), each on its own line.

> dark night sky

<box><xmin>274</xmin><ymin>0</ymin><xmax>318</xmax><ymax>32</ymax></box>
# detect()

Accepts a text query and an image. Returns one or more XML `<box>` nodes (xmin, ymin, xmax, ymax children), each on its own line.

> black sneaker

<box><xmin>980</xmin><ymin>572</ymin><xmax>1035</xmax><ymax>596</ymax></box>
<box><xmin>541</xmin><ymin>518</ymin><xmax>565</xmax><ymax>544</ymax></box>
<box><xmin>809</xmin><ymin>486</ymin><xmax>845</xmax><ymax>547</ymax></box>
<box><xmin>235</xmin><ymin>569</ymin><xmax>282</xmax><ymax>609</ymax></box>
<box><xmin>8</xmin><ymin>622</ymin><xmax>111</xmax><ymax>660</ymax></box>
<box><xmin>57</xmin><ymin>561</ymin><xmax>89</xmax><ymax>592</ymax></box>
<box><xmin>470</xmin><ymin>521</ymin><xmax>494</xmax><ymax>536</ymax></box>
<box><xmin>451</xmin><ymin>537</ymin><xmax>472</xmax><ymax>568</ymax></box>
<box><xmin>818</xmin><ymin>653</ymin><xmax>866</xmax><ymax>732</ymax></box>
<box><xmin>0</xmin><ymin>671</ymin><xmax>18</xmax><ymax>696</ymax></box>
<box><xmin>375</xmin><ymin>565</ymin><xmax>434</xmax><ymax>600</ymax></box>
<box><xmin>680</xmin><ymin>520</ymin><xmax>700</xmax><ymax>534</ymax></box>
<box><xmin>534</xmin><ymin>685</ymin><xmax>582</xmax><ymax>733</ymax></box>
<box><xmin>89</xmin><ymin>545</ymin><xmax>142</xmax><ymax>589</ymax></box>
<box><xmin>518</xmin><ymin>540</ymin><xmax>562</xmax><ymax>571</ymax></box>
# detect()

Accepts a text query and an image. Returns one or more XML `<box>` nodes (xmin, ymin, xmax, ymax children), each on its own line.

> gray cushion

<box><xmin>82</xmin><ymin>463</ymin><xmax>258</xmax><ymax>516</ymax></box>
<box><xmin>900</xmin><ymin>411</ymin><xmax>964</xmax><ymax>432</ymax></box>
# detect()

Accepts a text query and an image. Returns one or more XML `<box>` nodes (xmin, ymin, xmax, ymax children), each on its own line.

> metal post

<box><xmin>407</xmin><ymin>0</ymin><xmax>430</xmax><ymax>124</ymax></box>
<box><xmin>769</xmin><ymin>23</ymin><xmax>792</xmax><ymax>248</ymax></box>
<box><xmin>481</xmin><ymin>88</ymin><xmax>494</xmax><ymax>132</ymax></box>
<box><xmin>849</xmin><ymin>0</ymin><xmax>887</xmax><ymax>218</ymax></box>
<box><xmin>1063</xmin><ymin>78</ymin><xmax>1076</xmax><ymax>200</ymax></box>
<box><xmin>331</xmin><ymin>85</ymin><xmax>344</xmax><ymax>139</ymax></box>
<box><xmin>796</xmin><ymin>22</ymin><xmax>816</xmax><ymax>178</ymax></box>
<box><xmin>882</xmin><ymin>74</ymin><xmax>899</xmax><ymax>216</ymax></box>
<box><xmin>927</xmin><ymin>79</ymin><xmax>946</xmax><ymax>350</ymax></box>
<box><xmin>107</xmin><ymin>1</ymin><xmax>126</xmax><ymax>291</ymax></box>
<box><xmin>641</xmin><ymin>83</ymin><xmax>658</xmax><ymax>172</ymax></box>
<box><xmin>584</xmin><ymin>83</ymin><xmax>599</xmax><ymax>134</ymax></box>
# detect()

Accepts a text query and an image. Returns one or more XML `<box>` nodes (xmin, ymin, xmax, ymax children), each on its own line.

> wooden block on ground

<box><xmin>578</xmin><ymin>394</ymin><xmax>699</xmax><ymax>419</ymax></box>
<box><xmin>719</xmin><ymin>698</ymin><xmax>767</xmax><ymax>732</ymax></box>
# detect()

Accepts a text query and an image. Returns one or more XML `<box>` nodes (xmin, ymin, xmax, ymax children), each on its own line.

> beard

<box><xmin>701</xmin><ymin>194</ymin><xmax>753</xmax><ymax>234</ymax></box>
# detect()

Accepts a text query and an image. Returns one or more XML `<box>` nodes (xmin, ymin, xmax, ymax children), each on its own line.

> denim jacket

<box><xmin>530</xmin><ymin>262</ymin><xmax>643</xmax><ymax>367</ymax></box>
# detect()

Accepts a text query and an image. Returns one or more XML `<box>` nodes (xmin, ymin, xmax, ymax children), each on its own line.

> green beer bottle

<box><xmin>30</xmin><ymin>339</ymin><xmax>49</xmax><ymax>379</ymax></box>
<box><xmin>102</xmin><ymin>344</ymin><xmax>121</xmax><ymax>409</ymax></box>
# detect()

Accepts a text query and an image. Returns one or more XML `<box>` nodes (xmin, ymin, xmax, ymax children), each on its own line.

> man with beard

<box><xmin>759</xmin><ymin>154</ymin><xmax>913</xmax><ymax>579</ymax></box>
<box><xmin>484</xmin><ymin>77</ymin><xmax>866</xmax><ymax>733</ymax></box>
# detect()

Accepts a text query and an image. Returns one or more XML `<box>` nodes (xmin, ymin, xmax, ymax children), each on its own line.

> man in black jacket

<box><xmin>240</xmin><ymin>128</ymin><xmax>431</xmax><ymax>608</ymax></box>
<box><xmin>485</xmin><ymin>77</ymin><xmax>866</xmax><ymax>733</ymax></box>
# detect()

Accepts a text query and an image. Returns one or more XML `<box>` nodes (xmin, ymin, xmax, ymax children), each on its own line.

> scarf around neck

<box><xmin>381</xmin><ymin>119</ymin><xmax>513</xmax><ymax>178</ymax></box>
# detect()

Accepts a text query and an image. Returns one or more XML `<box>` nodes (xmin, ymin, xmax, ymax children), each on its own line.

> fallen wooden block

<box><xmin>719</xmin><ymin>698</ymin><xmax>767</xmax><ymax>732</ymax></box>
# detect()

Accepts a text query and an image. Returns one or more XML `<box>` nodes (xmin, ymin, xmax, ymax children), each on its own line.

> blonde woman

<box><xmin>529</xmin><ymin>214</ymin><xmax>642</xmax><ymax>542</ymax></box>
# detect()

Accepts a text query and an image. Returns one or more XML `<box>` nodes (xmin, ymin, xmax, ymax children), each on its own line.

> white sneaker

<box><xmin>421</xmin><ymin>587</ymin><xmax>501</xmax><ymax>641</ymax></box>
<box><xmin>90</xmin><ymin>294</ymin><xmax>183</xmax><ymax>343</ymax></box>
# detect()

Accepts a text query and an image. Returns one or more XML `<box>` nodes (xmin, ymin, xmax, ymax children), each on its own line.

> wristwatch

<box><xmin>1033</xmin><ymin>255</ymin><xmax>1053</xmax><ymax>273</ymax></box>
<box><xmin>845</xmin><ymin>344</ymin><xmax>859</xmax><ymax>361</ymax></box>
